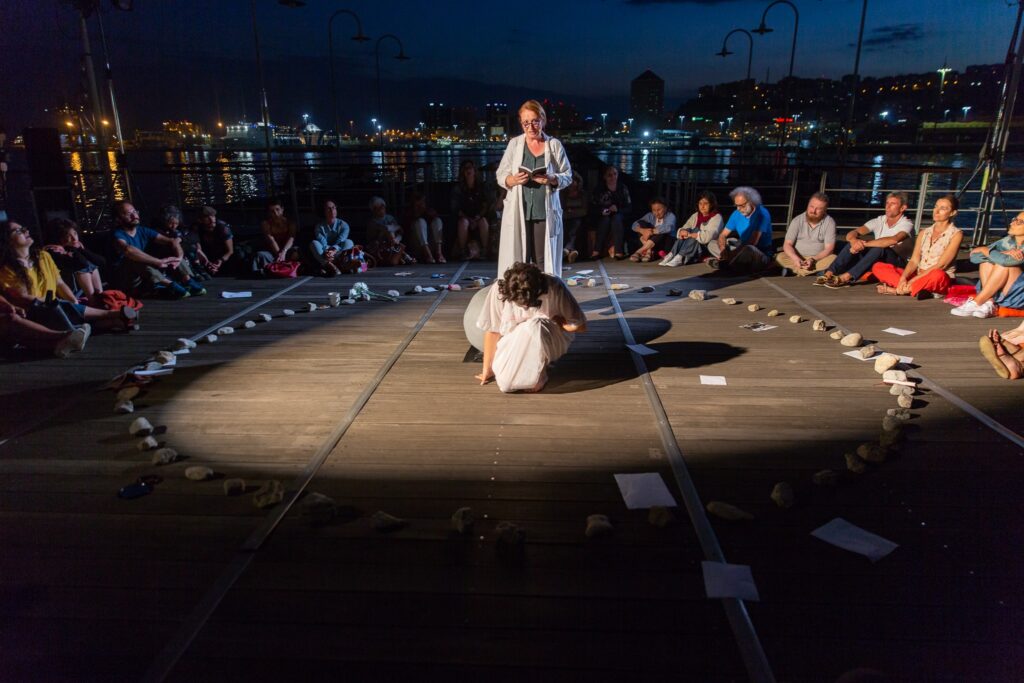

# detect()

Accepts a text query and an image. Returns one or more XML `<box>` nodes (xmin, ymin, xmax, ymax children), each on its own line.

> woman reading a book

<box><xmin>495</xmin><ymin>100</ymin><xmax>573</xmax><ymax>278</ymax></box>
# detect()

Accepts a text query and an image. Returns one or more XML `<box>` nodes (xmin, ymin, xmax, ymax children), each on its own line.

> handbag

<box><xmin>265</xmin><ymin>260</ymin><xmax>301</xmax><ymax>278</ymax></box>
<box><xmin>26</xmin><ymin>292</ymin><xmax>85</xmax><ymax>331</ymax></box>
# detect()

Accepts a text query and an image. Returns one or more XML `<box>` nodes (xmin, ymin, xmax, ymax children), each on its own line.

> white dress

<box><xmin>476</xmin><ymin>276</ymin><xmax>586</xmax><ymax>393</ymax></box>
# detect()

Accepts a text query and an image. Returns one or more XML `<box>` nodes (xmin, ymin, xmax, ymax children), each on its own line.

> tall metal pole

<box><xmin>77</xmin><ymin>9</ymin><xmax>109</xmax><ymax>163</ymax></box>
<box><xmin>94</xmin><ymin>7</ymin><xmax>132</xmax><ymax>200</ymax></box>
<box><xmin>717</xmin><ymin>29</ymin><xmax>755</xmax><ymax>152</ymax></box>
<box><xmin>374</xmin><ymin>34</ymin><xmax>409</xmax><ymax>159</ymax></box>
<box><xmin>327</xmin><ymin>10</ymin><xmax>369</xmax><ymax>166</ymax></box>
<box><xmin>754</xmin><ymin>0</ymin><xmax>799</xmax><ymax>148</ymax></box>
<box><xmin>844</xmin><ymin>0</ymin><xmax>869</xmax><ymax>151</ymax></box>
<box><xmin>250</xmin><ymin>0</ymin><xmax>275</xmax><ymax>193</ymax></box>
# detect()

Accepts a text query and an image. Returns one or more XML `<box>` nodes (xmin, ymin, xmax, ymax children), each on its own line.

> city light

<box><xmin>65</xmin><ymin>121</ymin><xmax>74</xmax><ymax>128</ymax></box>
<box><xmin>962</xmin><ymin>105</ymin><xmax>972</xmax><ymax>120</ymax></box>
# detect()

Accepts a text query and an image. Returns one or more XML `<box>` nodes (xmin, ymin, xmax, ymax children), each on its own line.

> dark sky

<box><xmin>1</xmin><ymin>0</ymin><xmax>1014</xmax><ymax>134</ymax></box>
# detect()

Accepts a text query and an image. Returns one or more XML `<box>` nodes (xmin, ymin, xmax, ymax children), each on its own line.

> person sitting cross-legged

<box><xmin>629</xmin><ymin>196</ymin><xmax>677</xmax><ymax>263</ymax></box>
<box><xmin>873</xmin><ymin>194</ymin><xmax>962</xmax><ymax>299</ymax></box>
<box><xmin>775</xmin><ymin>192</ymin><xmax>836</xmax><ymax>276</ymax></box>
<box><xmin>710</xmin><ymin>186</ymin><xmax>774</xmax><ymax>274</ymax></box>
<box><xmin>951</xmin><ymin>209</ymin><xmax>1024</xmax><ymax>319</ymax></box>
<box><xmin>659</xmin><ymin>190</ymin><xmax>722</xmax><ymax>267</ymax></box>
<box><xmin>818</xmin><ymin>191</ymin><xmax>913</xmax><ymax>288</ymax></box>
<box><xmin>309</xmin><ymin>199</ymin><xmax>353</xmax><ymax>276</ymax></box>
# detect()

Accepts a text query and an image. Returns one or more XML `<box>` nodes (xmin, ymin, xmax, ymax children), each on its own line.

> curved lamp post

<box><xmin>327</xmin><ymin>9</ymin><xmax>370</xmax><ymax>164</ymax></box>
<box><xmin>374</xmin><ymin>34</ymin><xmax>410</xmax><ymax>154</ymax></box>
<box><xmin>717</xmin><ymin>28</ymin><xmax>755</xmax><ymax>149</ymax></box>
<box><xmin>753</xmin><ymin>0</ymin><xmax>799</xmax><ymax>147</ymax></box>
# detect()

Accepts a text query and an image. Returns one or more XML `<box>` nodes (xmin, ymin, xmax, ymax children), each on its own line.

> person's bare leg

<box><xmin>477</xmin><ymin>218</ymin><xmax>490</xmax><ymax>255</ymax></box>
<box><xmin>876</xmin><ymin>284</ymin><xmax>900</xmax><ymax>295</ymax></box>
<box><xmin>456</xmin><ymin>218</ymin><xmax>469</xmax><ymax>258</ymax></box>
<box><xmin>0</xmin><ymin>315</ymin><xmax>70</xmax><ymax>349</ymax></box>
<box><xmin>973</xmin><ymin>264</ymin><xmax>1012</xmax><ymax>306</ymax></box>
<box><xmin>994</xmin><ymin>339</ymin><xmax>1023</xmax><ymax>379</ymax></box>
<box><xmin>76</xmin><ymin>270</ymin><xmax>103</xmax><ymax>306</ymax></box>
<box><xmin>418</xmin><ymin>244</ymin><xmax>434</xmax><ymax>264</ymax></box>
<box><xmin>1003</xmin><ymin>320</ymin><xmax>1024</xmax><ymax>345</ymax></box>
<box><xmin>83</xmin><ymin>305</ymin><xmax>129</xmax><ymax>332</ymax></box>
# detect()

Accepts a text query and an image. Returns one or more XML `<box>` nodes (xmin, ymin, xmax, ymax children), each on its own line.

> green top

<box><xmin>522</xmin><ymin>144</ymin><xmax>546</xmax><ymax>221</ymax></box>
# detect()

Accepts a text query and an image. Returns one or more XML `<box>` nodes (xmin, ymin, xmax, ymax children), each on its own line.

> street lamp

<box><xmin>753</xmin><ymin>0</ymin><xmax>799</xmax><ymax>146</ymax></box>
<box><xmin>250</xmin><ymin>0</ymin><xmax>305</xmax><ymax>192</ymax></box>
<box><xmin>327</xmin><ymin>9</ymin><xmax>369</xmax><ymax>163</ymax></box>
<box><xmin>375</xmin><ymin>34</ymin><xmax>410</xmax><ymax>155</ymax></box>
<box><xmin>627</xmin><ymin>117</ymin><xmax>634</xmax><ymax>134</ymax></box>
<box><xmin>600</xmin><ymin>112</ymin><xmax>608</xmax><ymax>133</ymax></box>
<box><xmin>879</xmin><ymin>110</ymin><xmax>889</xmax><ymax>121</ymax></box>
<box><xmin>962</xmin><ymin>105</ymin><xmax>972</xmax><ymax>120</ymax></box>
<box><xmin>944</xmin><ymin>108</ymin><xmax>950</xmax><ymax>121</ymax></box>
<box><xmin>718</xmin><ymin>28</ymin><xmax>754</xmax><ymax>147</ymax></box>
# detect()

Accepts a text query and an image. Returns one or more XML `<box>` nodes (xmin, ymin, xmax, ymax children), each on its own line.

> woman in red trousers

<box><xmin>872</xmin><ymin>194</ymin><xmax>963</xmax><ymax>298</ymax></box>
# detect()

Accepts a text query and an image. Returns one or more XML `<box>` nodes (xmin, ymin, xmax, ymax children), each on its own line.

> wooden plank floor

<box><xmin>1</xmin><ymin>260</ymin><xmax>1022</xmax><ymax>682</ymax></box>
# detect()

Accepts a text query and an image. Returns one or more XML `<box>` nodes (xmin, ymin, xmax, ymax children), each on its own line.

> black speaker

<box><xmin>23</xmin><ymin>127</ymin><xmax>68</xmax><ymax>188</ymax></box>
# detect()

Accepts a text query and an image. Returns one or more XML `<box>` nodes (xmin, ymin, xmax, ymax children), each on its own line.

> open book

<box><xmin>518</xmin><ymin>165</ymin><xmax>549</xmax><ymax>179</ymax></box>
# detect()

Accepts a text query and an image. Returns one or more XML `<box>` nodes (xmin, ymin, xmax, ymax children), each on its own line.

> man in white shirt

<box><xmin>776</xmin><ymin>192</ymin><xmax>836</xmax><ymax>276</ymax></box>
<box><xmin>818</xmin><ymin>192</ymin><xmax>913</xmax><ymax>288</ymax></box>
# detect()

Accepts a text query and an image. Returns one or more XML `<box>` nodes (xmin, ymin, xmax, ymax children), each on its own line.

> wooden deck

<box><xmin>1</xmin><ymin>259</ymin><xmax>1022</xmax><ymax>682</ymax></box>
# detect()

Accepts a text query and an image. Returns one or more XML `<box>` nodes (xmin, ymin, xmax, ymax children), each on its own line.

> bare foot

<box><xmin>876</xmin><ymin>284</ymin><xmax>899</xmax><ymax>295</ymax></box>
<box><xmin>995</xmin><ymin>341</ymin><xmax>1024</xmax><ymax>379</ymax></box>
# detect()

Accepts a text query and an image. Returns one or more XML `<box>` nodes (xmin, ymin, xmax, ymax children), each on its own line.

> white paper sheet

<box><xmin>843</xmin><ymin>350</ymin><xmax>914</xmax><ymax>364</ymax></box>
<box><xmin>626</xmin><ymin>343</ymin><xmax>658</xmax><ymax>356</ymax></box>
<box><xmin>220</xmin><ymin>291</ymin><xmax>252</xmax><ymax>299</ymax></box>
<box><xmin>395</xmin><ymin>272</ymin><xmax>413</xmax><ymax>276</ymax></box>
<box><xmin>613</xmin><ymin>473</ymin><xmax>678</xmax><ymax>509</ymax></box>
<box><xmin>811</xmin><ymin>518</ymin><xmax>899</xmax><ymax>562</ymax></box>
<box><xmin>740</xmin><ymin>322</ymin><xmax>777</xmax><ymax>332</ymax></box>
<box><xmin>575</xmin><ymin>269</ymin><xmax>594</xmax><ymax>275</ymax></box>
<box><xmin>700</xmin><ymin>375</ymin><xmax>727</xmax><ymax>386</ymax></box>
<box><xmin>702</xmin><ymin>562</ymin><xmax>760</xmax><ymax>601</ymax></box>
<box><xmin>133</xmin><ymin>367</ymin><xmax>173</xmax><ymax>378</ymax></box>
<box><xmin>420</xmin><ymin>286</ymin><xmax>438</xmax><ymax>293</ymax></box>
<box><xmin>882</xmin><ymin>327</ymin><xmax>916</xmax><ymax>336</ymax></box>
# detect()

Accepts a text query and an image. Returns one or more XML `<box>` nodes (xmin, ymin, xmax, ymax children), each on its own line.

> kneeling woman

<box><xmin>476</xmin><ymin>262</ymin><xmax>586</xmax><ymax>393</ymax></box>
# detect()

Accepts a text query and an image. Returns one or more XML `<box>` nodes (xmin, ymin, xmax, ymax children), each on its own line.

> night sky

<box><xmin>1</xmin><ymin>0</ymin><xmax>1014</xmax><ymax>134</ymax></box>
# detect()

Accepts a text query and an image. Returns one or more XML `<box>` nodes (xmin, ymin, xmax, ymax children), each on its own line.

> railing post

<box><xmin>288</xmin><ymin>170</ymin><xmax>299</xmax><ymax>226</ymax></box>
<box><xmin>914</xmin><ymin>172</ymin><xmax>929</xmax><ymax>233</ymax></box>
<box><xmin>818</xmin><ymin>170</ymin><xmax>827</xmax><ymax>194</ymax></box>
<box><xmin>785</xmin><ymin>168</ymin><xmax>799</xmax><ymax>226</ymax></box>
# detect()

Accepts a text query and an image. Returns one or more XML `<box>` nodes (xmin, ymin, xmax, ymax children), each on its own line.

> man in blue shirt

<box><xmin>111</xmin><ymin>200</ymin><xmax>201</xmax><ymax>298</ymax></box>
<box><xmin>711</xmin><ymin>186</ymin><xmax>774</xmax><ymax>274</ymax></box>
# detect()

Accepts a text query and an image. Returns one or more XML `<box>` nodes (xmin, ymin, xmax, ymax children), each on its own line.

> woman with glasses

<box><xmin>495</xmin><ymin>100</ymin><xmax>573</xmax><ymax>278</ymax></box>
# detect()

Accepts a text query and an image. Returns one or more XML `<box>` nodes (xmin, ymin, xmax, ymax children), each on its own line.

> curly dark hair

<box><xmin>0</xmin><ymin>220</ymin><xmax>42</xmax><ymax>292</ymax></box>
<box><xmin>46</xmin><ymin>217</ymin><xmax>78</xmax><ymax>245</ymax></box>
<box><xmin>497</xmin><ymin>261</ymin><xmax>548</xmax><ymax>309</ymax></box>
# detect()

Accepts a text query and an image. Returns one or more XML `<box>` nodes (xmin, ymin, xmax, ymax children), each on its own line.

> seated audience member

<box><xmin>45</xmin><ymin>218</ymin><xmax>106</xmax><ymax>306</ymax></box>
<box><xmin>711</xmin><ymin>186</ymin><xmax>774</xmax><ymax>273</ymax></box>
<box><xmin>775</xmin><ymin>192</ymin><xmax>836</xmax><ymax>276</ymax></box>
<box><xmin>451</xmin><ymin>160</ymin><xmax>493</xmax><ymax>260</ymax></box>
<box><xmin>979</xmin><ymin>326</ymin><xmax>1024</xmax><ymax>380</ymax></box>
<box><xmin>0</xmin><ymin>291</ymin><xmax>89</xmax><ymax>358</ymax></box>
<box><xmin>818</xmin><ymin>192</ymin><xmax>912</xmax><ymax>288</ymax></box>
<box><xmin>110</xmin><ymin>200</ymin><xmax>200</xmax><ymax>298</ymax></box>
<box><xmin>154</xmin><ymin>204</ymin><xmax>209</xmax><ymax>282</ymax></box>
<box><xmin>366</xmin><ymin>196</ymin><xmax>413</xmax><ymax>267</ymax></box>
<box><xmin>951</xmin><ymin>209</ymin><xmax>1024</xmax><ymax>318</ymax></box>
<box><xmin>192</xmin><ymin>206</ymin><xmax>235</xmax><ymax>276</ymax></box>
<box><xmin>404</xmin><ymin>191</ymin><xmax>446</xmax><ymax>264</ymax></box>
<box><xmin>590</xmin><ymin>165</ymin><xmax>631</xmax><ymax>260</ymax></box>
<box><xmin>310</xmin><ymin>200</ymin><xmax>353</xmax><ymax>276</ymax></box>
<box><xmin>660</xmin><ymin>190</ymin><xmax>722</xmax><ymax>267</ymax></box>
<box><xmin>630</xmin><ymin>196</ymin><xmax>677</xmax><ymax>262</ymax></box>
<box><xmin>475</xmin><ymin>261</ymin><xmax>586</xmax><ymax>393</ymax></box>
<box><xmin>873</xmin><ymin>194</ymin><xmax>962</xmax><ymax>298</ymax></box>
<box><xmin>560</xmin><ymin>171</ymin><xmax>587</xmax><ymax>264</ymax></box>
<box><xmin>252</xmin><ymin>198</ymin><xmax>298</xmax><ymax>274</ymax></box>
<box><xmin>0</xmin><ymin>220</ymin><xmax>137</xmax><ymax>335</ymax></box>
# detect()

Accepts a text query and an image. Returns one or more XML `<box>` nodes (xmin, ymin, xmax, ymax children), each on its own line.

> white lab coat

<box><xmin>495</xmin><ymin>133</ymin><xmax>573</xmax><ymax>279</ymax></box>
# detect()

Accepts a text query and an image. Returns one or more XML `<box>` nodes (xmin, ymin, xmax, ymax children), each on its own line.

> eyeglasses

<box><xmin>734</xmin><ymin>201</ymin><xmax>749</xmax><ymax>209</ymax></box>
<box><xmin>520</xmin><ymin>119</ymin><xmax>542</xmax><ymax>128</ymax></box>
<box><xmin>11</xmin><ymin>226</ymin><xmax>29</xmax><ymax>235</ymax></box>
<box><xmin>1011</xmin><ymin>217</ymin><xmax>1024</xmax><ymax>225</ymax></box>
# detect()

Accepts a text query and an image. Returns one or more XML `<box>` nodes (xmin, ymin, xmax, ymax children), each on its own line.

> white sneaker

<box><xmin>658</xmin><ymin>255</ymin><xmax>672</xmax><ymax>266</ymax></box>
<box><xmin>972</xmin><ymin>300</ymin><xmax>997</xmax><ymax>318</ymax></box>
<box><xmin>950</xmin><ymin>299</ymin><xmax>980</xmax><ymax>317</ymax></box>
<box><xmin>665</xmin><ymin>254</ymin><xmax>684</xmax><ymax>267</ymax></box>
<box><xmin>54</xmin><ymin>324</ymin><xmax>91</xmax><ymax>358</ymax></box>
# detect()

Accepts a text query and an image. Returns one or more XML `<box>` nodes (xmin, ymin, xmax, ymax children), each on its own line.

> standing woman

<box><xmin>496</xmin><ymin>100</ymin><xmax>573</xmax><ymax>278</ymax></box>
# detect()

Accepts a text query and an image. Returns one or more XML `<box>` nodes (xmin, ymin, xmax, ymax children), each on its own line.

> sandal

<box><xmin>979</xmin><ymin>335</ymin><xmax>1011</xmax><ymax>379</ymax></box>
<box><xmin>120</xmin><ymin>305</ymin><xmax>140</xmax><ymax>331</ymax></box>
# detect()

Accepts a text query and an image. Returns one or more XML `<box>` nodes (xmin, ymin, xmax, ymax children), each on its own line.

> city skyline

<box><xmin>3</xmin><ymin>0</ymin><xmax>1016</xmax><ymax>133</ymax></box>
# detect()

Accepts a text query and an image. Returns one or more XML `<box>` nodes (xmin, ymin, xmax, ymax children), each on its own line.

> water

<box><xmin>6</xmin><ymin>145</ymin><xmax>1024</xmax><ymax>233</ymax></box>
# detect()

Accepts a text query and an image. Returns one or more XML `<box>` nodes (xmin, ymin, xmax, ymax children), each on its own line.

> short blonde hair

<box><xmin>518</xmin><ymin>100</ymin><xmax>546</xmax><ymax>124</ymax></box>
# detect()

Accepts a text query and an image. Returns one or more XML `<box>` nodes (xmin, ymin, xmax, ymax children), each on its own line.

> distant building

<box><xmin>162</xmin><ymin>120</ymin><xmax>204</xmax><ymax>146</ymax></box>
<box><xmin>630</xmin><ymin>70</ymin><xmax>665</xmax><ymax>132</ymax></box>
<box><xmin>423</xmin><ymin>102</ymin><xmax>452</xmax><ymax>131</ymax></box>
<box><xmin>485</xmin><ymin>102</ymin><xmax>511</xmax><ymax>136</ymax></box>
